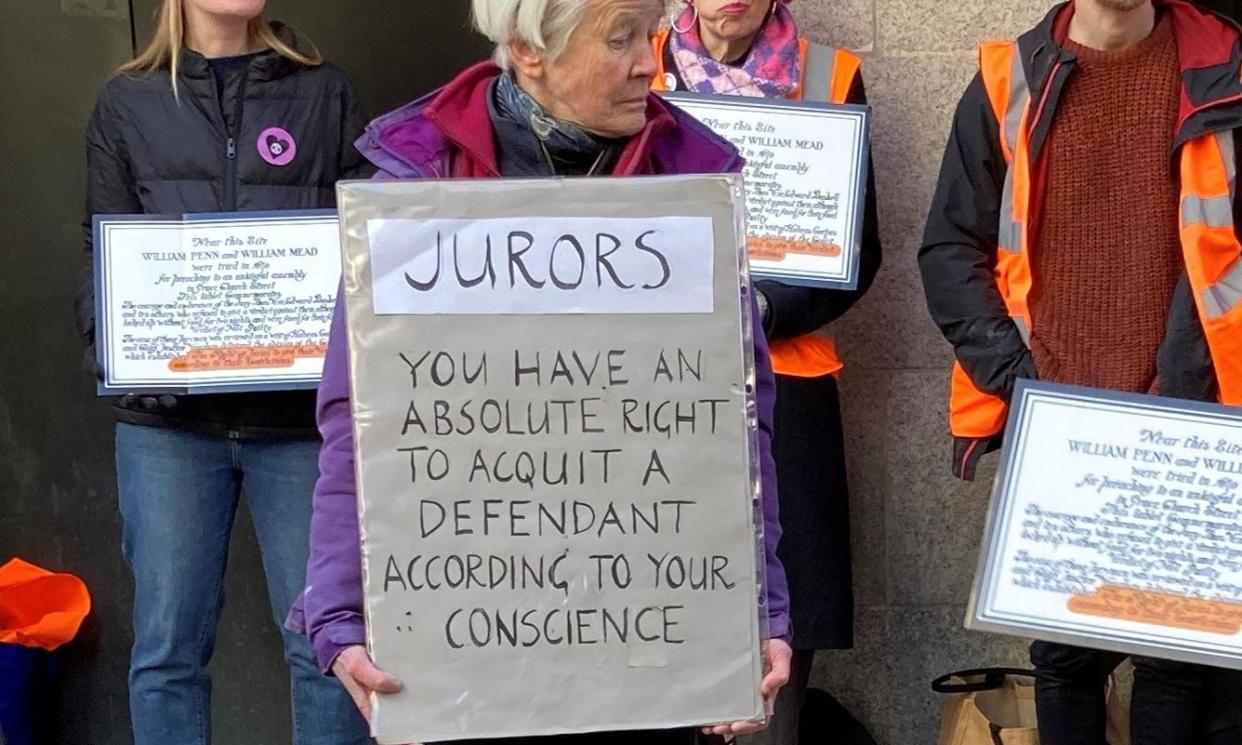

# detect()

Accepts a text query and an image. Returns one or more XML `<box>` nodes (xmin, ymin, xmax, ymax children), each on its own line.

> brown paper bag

<box><xmin>934</xmin><ymin>669</ymin><xmax>1039</xmax><ymax>745</ymax></box>
<box><xmin>934</xmin><ymin>668</ymin><xmax>1131</xmax><ymax>745</ymax></box>
<box><xmin>1105</xmin><ymin>674</ymin><xmax>1131</xmax><ymax>745</ymax></box>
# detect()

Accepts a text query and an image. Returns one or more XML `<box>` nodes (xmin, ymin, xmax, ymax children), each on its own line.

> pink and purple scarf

<box><xmin>669</xmin><ymin>1</ymin><xmax>801</xmax><ymax>98</ymax></box>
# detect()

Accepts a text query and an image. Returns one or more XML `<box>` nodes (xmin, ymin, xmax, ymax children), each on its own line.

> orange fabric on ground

<box><xmin>0</xmin><ymin>558</ymin><xmax>91</xmax><ymax>651</ymax></box>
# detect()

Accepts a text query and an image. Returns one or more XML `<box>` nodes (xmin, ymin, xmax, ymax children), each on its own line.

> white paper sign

<box><xmin>93</xmin><ymin>211</ymin><xmax>341</xmax><ymax>394</ymax></box>
<box><xmin>663</xmin><ymin>93</ymin><xmax>869</xmax><ymax>289</ymax></box>
<box><xmin>337</xmin><ymin>176</ymin><xmax>766</xmax><ymax>743</ymax></box>
<box><xmin>969</xmin><ymin>381</ymin><xmax>1242</xmax><ymax>670</ymax></box>
<box><xmin>367</xmin><ymin>216</ymin><xmax>715</xmax><ymax>315</ymax></box>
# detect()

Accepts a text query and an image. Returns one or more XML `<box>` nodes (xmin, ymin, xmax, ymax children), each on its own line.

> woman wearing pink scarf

<box><xmin>653</xmin><ymin>2</ymin><xmax>883</xmax><ymax>743</ymax></box>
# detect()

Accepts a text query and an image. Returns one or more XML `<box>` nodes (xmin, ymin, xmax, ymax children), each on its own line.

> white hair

<box><xmin>472</xmin><ymin>0</ymin><xmax>590</xmax><ymax>68</ymax></box>
<box><xmin>472</xmin><ymin>0</ymin><xmax>675</xmax><ymax>68</ymax></box>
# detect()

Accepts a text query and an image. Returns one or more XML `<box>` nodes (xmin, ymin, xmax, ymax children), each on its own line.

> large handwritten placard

<box><xmin>662</xmin><ymin>93</ymin><xmax>869</xmax><ymax>290</ymax></box>
<box><xmin>969</xmin><ymin>381</ymin><xmax>1242</xmax><ymax>670</ymax></box>
<box><xmin>338</xmin><ymin>176</ymin><xmax>766</xmax><ymax>743</ymax></box>
<box><xmin>93</xmin><ymin>211</ymin><xmax>341</xmax><ymax>394</ymax></box>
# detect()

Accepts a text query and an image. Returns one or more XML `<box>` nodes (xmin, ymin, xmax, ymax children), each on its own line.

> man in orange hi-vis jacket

<box><xmin>920</xmin><ymin>0</ymin><xmax>1242</xmax><ymax>743</ymax></box>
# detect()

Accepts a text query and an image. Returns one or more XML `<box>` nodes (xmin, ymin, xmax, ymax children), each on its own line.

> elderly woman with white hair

<box><xmin>288</xmin><ymin>0</ymin><xmax>793</xmax><ymax>742</ymax></box>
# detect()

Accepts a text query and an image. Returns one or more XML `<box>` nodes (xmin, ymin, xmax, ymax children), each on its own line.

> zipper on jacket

<box><xmin>1028</xmin><ymin>60</ymin><xmax>1063</xmax><ymax>146</ymax></box>
<box><xmin>222</xmin><ymin>73</ymin><xmax>247</xmax><ymax>211</ymax></box>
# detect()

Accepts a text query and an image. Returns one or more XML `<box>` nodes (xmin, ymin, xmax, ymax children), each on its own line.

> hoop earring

<box><xmin>672</xmin><ymin>1</ymin><xmax>698</xmax><ymax>35</ymax></box>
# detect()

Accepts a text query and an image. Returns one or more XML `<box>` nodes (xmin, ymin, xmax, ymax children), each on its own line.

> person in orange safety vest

<box><xmin>653</xmin><ymin>1</ymin><xmax>883</xmax><ymax>743</ymax></box>
<box><xmin>920</xmin><ymin>1</ymin><xmax>1242</xmax><ymax>743</ymax></box>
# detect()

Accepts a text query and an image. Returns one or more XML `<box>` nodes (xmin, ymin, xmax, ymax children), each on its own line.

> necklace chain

<box><xmin>538</xmin><ymin>140</ymin><xmax>608</xmax><ymax>177</ymax></box>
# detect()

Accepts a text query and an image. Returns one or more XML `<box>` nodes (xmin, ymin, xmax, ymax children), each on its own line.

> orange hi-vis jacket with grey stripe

<box><xmin>921</xmin><ymin>0</ymin><xmax>1242</xmax><ymax>480</ymax></box>
<box><xmin>653</xmin><ymin>29</ymin><xmax>878</xmax><ymax>379</ymax></box>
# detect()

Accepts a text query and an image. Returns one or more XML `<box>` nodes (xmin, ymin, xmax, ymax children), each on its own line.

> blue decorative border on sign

<box><xmin>967</xmin><ymin>379</ymin><xmax>1242</xmax><ymax>670</ymax></box>
<box><xmin>660</xmin><ymin>92</ymin><xmax>871</xmax><ymax>291</ymax></box>
<box><xmin>92</xmin><ymin>209</ymin><xmax>339</xmax><ymax>396</ymax></box>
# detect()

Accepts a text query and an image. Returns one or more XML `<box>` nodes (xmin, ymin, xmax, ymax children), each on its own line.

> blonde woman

<box><xmin>77</xmin><ymin>1</ymin><xmax>370</xmax><ymax>742</ymax></box>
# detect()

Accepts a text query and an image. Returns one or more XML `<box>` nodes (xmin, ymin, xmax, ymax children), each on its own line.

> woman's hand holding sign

<box><xmin>333</xmin><ymin>645</ymin><xmax>402</xmax><ymax>725</ymax></box>
<box><xmin>701</xmin><ymin>638</ymin><xmax>793</xmax><ymax>737</ymax></box>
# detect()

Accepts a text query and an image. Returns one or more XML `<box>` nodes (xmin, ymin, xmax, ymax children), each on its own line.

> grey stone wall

<box><xmin>764</xmin><ymin>2</ymin><xmax>1054</xmax><ymax>742</ymax></box>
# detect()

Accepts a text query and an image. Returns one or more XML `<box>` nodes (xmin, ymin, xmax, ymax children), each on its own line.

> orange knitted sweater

<box><xmin>1029</xmin><ymin>16</ymin><xmax>1183</xmax><ymax>392</ymax></box>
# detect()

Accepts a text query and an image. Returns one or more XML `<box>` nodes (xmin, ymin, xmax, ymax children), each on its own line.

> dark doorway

<box><xmin>0</xmin><ymin>3</ymin><xmax>486</xmax><ymax>743</ymax></box>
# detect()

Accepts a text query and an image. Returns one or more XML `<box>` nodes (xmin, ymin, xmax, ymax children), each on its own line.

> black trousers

<box><xmin>1031</xmin><ymin>641</ymin><xmax>1242</xmax><ymax>745</ymax></box>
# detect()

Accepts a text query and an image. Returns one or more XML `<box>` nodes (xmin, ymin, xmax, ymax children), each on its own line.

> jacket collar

<box><xmin>357</xmin><ymin>62</ymin><xmax>741</xmax><ymax>179</ymax></box>
<box><xmin>1018</xmin><ymin>0</ymin><xmax>1242</xmax><ymax>148</ymax></box>
<box><xmin>178</xmin><ymin>22</ymin><xmax>303</xmax><ymax>84</ymax></box>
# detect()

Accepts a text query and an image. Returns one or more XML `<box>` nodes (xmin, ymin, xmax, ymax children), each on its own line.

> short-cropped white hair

<box><xmin>473</xmin><ymin>0</ymin><xmax>674</xmax><ymax>68</ymax></box>
<box><xmin>472</xmin><ymin>0</ymin><xmax>590</xmax><ymax>68</ymax></box>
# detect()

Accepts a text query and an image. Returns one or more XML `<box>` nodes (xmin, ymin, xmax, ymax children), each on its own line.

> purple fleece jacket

<box><xmin>289</xmin><ymin>64</ymin><xmax>790</xmax><ymax>673</ymax></box>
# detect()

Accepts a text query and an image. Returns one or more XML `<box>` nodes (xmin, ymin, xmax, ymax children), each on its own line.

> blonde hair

<box><xmin>118</xmin><ymin>0</ymin><xmax>321</xmax><ymax>97</ymax></box>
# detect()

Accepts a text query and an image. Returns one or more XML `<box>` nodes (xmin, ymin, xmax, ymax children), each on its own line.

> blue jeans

<box><xmin>116</xmin><ymin>423</ymin><xmax>369</xmax><ymax>745</ymax></box>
